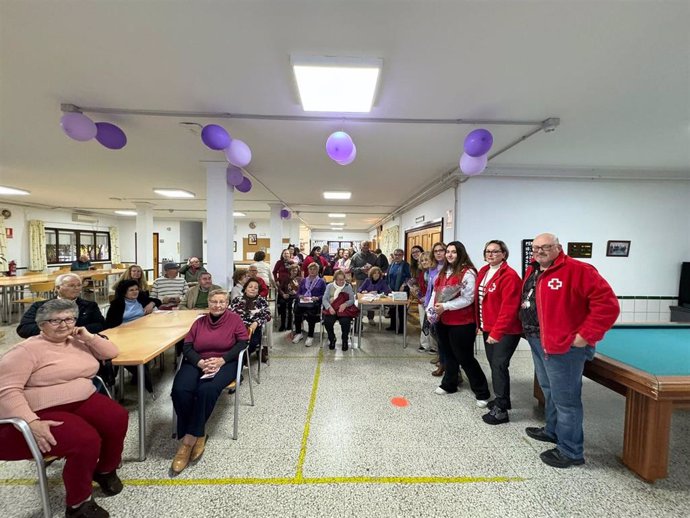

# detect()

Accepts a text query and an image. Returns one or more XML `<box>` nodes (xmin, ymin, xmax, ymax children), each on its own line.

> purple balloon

<box><xmin>60</xmin><ymin>113</ymin><xmax>97</xmax><ymax>141</ymax></box>
<box><xmin>335</xmin><ymin>144</ymin><xmax>357</xmax><ymax>165</ymax></box>
<box><xmin>225</xmin><ymin>139</ymin><xmax>252</xmax><ymax>167</ymax></box>
<box><xmin>326</xmin><ymin>131</ymin><xmax>354</xmax><ymax>162</ymax></box>
<box><xmin>226</xmin><ymin>165</ymin><xmax>244</xmax><ymax>186</ymax></box>
<box><xmin>463</xmin><ymin>129</ymin><xmax>493</xmax><ymax>157</ymax></box>
<box><xmin>201</xmin><ymin>124</ymin><xmax>231</xmax><ymax>150</ymax></box>
<box><xmin>459</xmin><ymin>152</ymin><xmax>488</xmax><ymax>176</ymax></box>
<box><xmin>280</xmin><ymin>209</ymin><xmax>290</xmax><ymax>219</ymax></box>
<box><xmin>95</xmin><ymin>122</ymin><xmax>127</xmax><ymax>149</ymax></box>
<box><xmin>236</xmin><ymin>176</ymin><xmax>252</xmax><ymax>193</ymax></box>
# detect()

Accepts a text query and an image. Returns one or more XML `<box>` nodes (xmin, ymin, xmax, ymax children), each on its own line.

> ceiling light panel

<box><xmin>153</xmin><ymin>189</ymin><xmax>196</xmax><ymax>198</ymax></box>
<box><xmin>328</xmin><ymin>213</ymin><xmax>346</xmax><ymax>218</ymax></box>
<box><xmin>114</xmin><ymin>210</ymin><xmax>137</xmax><ymax>216</ymax></box>
<box><xmin>0</xmin><ymin>185</ymin><xmax>30</xmax><ymax>195</ymax></box>
<box><xmin>292</xmin><ymin>55</ymin><xmax>382</xmax><ymax>113</ymax></box>
<box><xmin>323</xmin><ymin>191</ymin><xmax>351</xmax><ymax>200</ymax></box>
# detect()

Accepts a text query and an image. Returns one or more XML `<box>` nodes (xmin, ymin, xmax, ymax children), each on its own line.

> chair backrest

<box><xmin>91</xmin><ymin>273</ymin><xmax>108</xmax><ymax>281</ymax></box>
<box><xmin>323</xmin><ymin>275</ymin><xmax>334</xmax><ymax>283</ymax></box>
<box><xmin>30</xmin><ymin>281</ymin><xmax>56</xmax><ymax>297</ymax></box>
<box><xmin>93</xmin><ymin>263</ymin><xmax>105</xmax><ymax>269</ymax></box>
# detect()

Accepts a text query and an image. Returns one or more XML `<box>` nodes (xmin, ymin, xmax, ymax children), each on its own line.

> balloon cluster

<box><xmin>60</xmin><ymin>113</ymin><xmax>127</xmax><ymax>150</ymax></box>
<box><xmin>201</xmin><ymin>124</ymin><xmax>254</xmax><ymax>193</ymax></box>
<box><xmin>326</xmin><ymin>131</ymin><xmax>356</xmax><ymax>165</ymax></box>
<box><xmin>460</xmin><ymin>129</ymin><xmax>493</xmax><ymax>176</ymax></box>
<box><xmin>280</xmin><ymin>208</ymin><xmax>291</xmax><ymax>220</ymax></box>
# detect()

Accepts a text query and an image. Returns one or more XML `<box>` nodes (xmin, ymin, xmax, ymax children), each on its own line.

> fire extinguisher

<box><xmin>8</xmin><ymin>260</ymin><xmax>17</xmax><ymax>276</ymax></box>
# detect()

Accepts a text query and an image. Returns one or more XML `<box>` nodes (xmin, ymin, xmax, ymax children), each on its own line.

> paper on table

<box><xmin>360</xmin><ymin>293</ymin><xmax>380</xmax><ymax>302</ymax></box>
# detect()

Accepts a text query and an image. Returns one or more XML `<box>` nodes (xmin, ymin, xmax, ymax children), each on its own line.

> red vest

<box><xmin>434</xmin><ymin>268</ymin><xmax>475</xmax><ymax>326</ymax></box>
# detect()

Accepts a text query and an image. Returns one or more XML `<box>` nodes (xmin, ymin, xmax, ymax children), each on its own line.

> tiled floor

<box><xmin>0</xmin><ymin>321</ymin><xmax>688</xmax><ymax>518</ymax></box>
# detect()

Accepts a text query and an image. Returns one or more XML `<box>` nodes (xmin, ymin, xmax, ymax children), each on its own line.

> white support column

<box><xmin>268</xmin><ymin>203</ymin><xmax>284</xmax><ymax>268</ymax></box>
<box><xmin>288</xmin><ymin>218</ymin><xmax>300</xmax><ymax>248</ymax></box>
<box><xmin>206</xmin><ymin>163</ymin><xmax>234</xmax><ymax>288</ymax></box>
<box><xmin>134</xmin><ymin>202</ymin><xmax>155</xmax><ymax>278</ymax></box>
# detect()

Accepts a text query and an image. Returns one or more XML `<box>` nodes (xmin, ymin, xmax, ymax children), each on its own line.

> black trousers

<box><xmin>171</xmin><ymin>360</ymin><xmax>238</xmax><ymax>438</ymax></box>
<box><xmin>436</xmin><ymin>322</ymin><xmax>490</xmax><ymax>399</ymax></box>
<box><xmin>294</xmin><ymin>306</ymin><xmax>319</xmax><ymax>337</ymax></box>
<box><xmin>387</xmin><ymin>305</ymin><xmax>406</xmax><ymax>333</ymax></box>
<box><xmin>483</xmin><ymin>332</ymin><xmax>520</xmax><ymax>410</ymax></box>
<box><xmin>323</xmin><ymin>314</ymin><xmax>353</xmax><ymax>345</ymax></box>
<box><xmin>277</xmin><ymin>296</ymin><xmax>294</xmax><ymax>329</ymax></box>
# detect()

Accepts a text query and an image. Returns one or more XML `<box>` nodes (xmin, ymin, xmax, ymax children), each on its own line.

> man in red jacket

<box><xmin>520</xmin><ymin>233</ymin><xmax>619</xmax><ymax>468</ymax></box>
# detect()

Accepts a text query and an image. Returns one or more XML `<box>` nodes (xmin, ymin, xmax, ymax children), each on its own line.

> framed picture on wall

<box><xmin>606</xmin><ymin>240</ymin><xmax>630</xmax><ymax>257</ymax></box>
<box><xmin>248</xmin><ymin>234</ymin><xmax>257</xmax><ymax>245</ymax></box>
<box><xmin>233</xmin><ymin>241</ymin><xmax>237</xmax><ymax>252</ymax></box>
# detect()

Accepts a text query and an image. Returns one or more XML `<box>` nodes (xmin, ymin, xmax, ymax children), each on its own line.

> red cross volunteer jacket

<box><xmin>523</xmin><ymin>252</ymin><xmax>619</xmax><ymax>354</ymax></box>
<box><xmin>475</xmin><ymin>261</ymin><xmax>523</xmax><ymax>341</ymax></box>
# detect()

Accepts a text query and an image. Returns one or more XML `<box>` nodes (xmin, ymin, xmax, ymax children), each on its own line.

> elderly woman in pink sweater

<box><xmin>0</xmin><ymin>298</ymin><xmax>128</xmax><ymax>518</ymax></box>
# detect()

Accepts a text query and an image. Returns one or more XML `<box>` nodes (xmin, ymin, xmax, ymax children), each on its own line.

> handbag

<box><xmin>297</xmin><ymin>296</ymin><xmax>319</xmax><ymax>309</ymax></box>
<box><xmin>324</xmin><ymin>292</ymin><xmax>360</xmax><ymax>318</ymax></box>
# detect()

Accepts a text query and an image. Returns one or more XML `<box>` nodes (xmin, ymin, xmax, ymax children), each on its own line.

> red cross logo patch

<box><xmin>547</xmin><ymin>278</ymin><xmax>563</xmax><ymax>290</ymax></box>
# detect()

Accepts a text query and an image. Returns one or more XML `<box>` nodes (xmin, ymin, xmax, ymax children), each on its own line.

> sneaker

<box><xmin>434</xmin><ymin>387</ymin><xmax>449</xmax><ymax>395</ymax></box>
<box><xmin>482</xmin><ymin>406</ymin><xmax>509</xmax><ymax>425</ymax></box>
<box><xmin>92</xmin><ymin>471</ymin><xmax>123</xmax><ymax>496</ymax></box>
<box><xmin>540</xmin><ymin>448</ymin><xmax>585</xmax><ymax>468</ymax></box>
<box><xmin>66</xmin><ymin>499</ymin><xmax>110</xmax><ymax>518</ymax></box>
<box><xmin>305</xmin><ymin>337</ymin><xmax>314</xmax><ymax>347</ymax></box>
<box><xmin>292</xmin><ymin>333</ymin><xmax>304</xmax><ymax>344</ymax></box>
<box><xmin>426</xmin><ymin>347</ymin><xmax>437</xmax><ymax>355</ymax></box>
<box><xmin>525</xmin><ymin>426</ymin><xmax>557</xmax><ymax>444</ymax></box>
<box><xmin>476</xmin><ymin>399</ymin><xmax>489</xmax><ymax>408</ymax></box>
<box><xmin>328</xmin><ymin>340</ymin><xmax>336</xmax><ymax>350</ymax></box>
<box><xmin>417</xmin><ymin>345</ymin><xmax>427</xmax><ymax>353</ymax></box>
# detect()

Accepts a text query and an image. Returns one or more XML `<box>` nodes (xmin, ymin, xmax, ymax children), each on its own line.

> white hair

<box><xmin>55</xmin><ymin>273</ymin><xmax>82</xmax><ymax>287</ymax></box>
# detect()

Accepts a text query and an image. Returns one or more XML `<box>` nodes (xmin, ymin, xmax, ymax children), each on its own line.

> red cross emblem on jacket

<box><xmin>547</xmin><ymin>278</ymin><xmax>563</xmax><ymax>290</ymax></box>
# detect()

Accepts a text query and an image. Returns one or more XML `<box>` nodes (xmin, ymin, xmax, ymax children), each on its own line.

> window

<box><xmin>45</xmin><ymin>227</ymin><xmax>111</xmax><ymax>264</ymax></box>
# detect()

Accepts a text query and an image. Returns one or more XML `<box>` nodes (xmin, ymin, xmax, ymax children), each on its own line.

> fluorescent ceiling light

<box><xmin>0</xmin><ymin>185</ymin><xmax>30</xmax><ymax>195</ymax></box>
<box><xmin>330</xmin><ymin>223</ymin><xmax>345</xmax><ymax>226</ymax></box>
<box><xmin>114</xmin><ymin>210</ymin><xmax>137</xmax><ymax>216</ymax></box>
<box><xmin>328</xmin><ymin>213</ymin><xmax>346</xmax><ymax>218</ymax></box>
<box><xmin>153</xmin><ymin>189</ymin><xmax>195</xmax><ymax>198</ymax></box>
<box><xmin>233</xmin><ymin>212</ymin><xmax>246</xmax><ymax>217</ymax></box>
<box><xmin>292</xmin><ymin>55</ymin><xmax>382</xmax><ymax>112</ymax></box>
<box><xmin>323</xmin><ymin>191</ymin><xmax>351</xmax><ymax>200</ymax></box>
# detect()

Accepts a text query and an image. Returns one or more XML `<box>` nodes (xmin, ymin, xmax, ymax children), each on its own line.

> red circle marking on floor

<box><xmin>391</xmin><ymin>397</ymin><xmax>409</xmax><ymax>407</ymax></box>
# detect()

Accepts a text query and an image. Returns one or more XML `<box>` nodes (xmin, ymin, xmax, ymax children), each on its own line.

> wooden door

<box><xmin>152</xmin><ymin>232</ymin><xmax>160</xmax><ymax>280</ymax></box>
<box><xmin>405</xmin><ymin>223</ymin><xmax>443</xmax><ymax>262</ymax></box>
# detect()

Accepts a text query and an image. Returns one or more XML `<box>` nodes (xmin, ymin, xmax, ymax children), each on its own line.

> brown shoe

<box><xmin>171</xmin><ymin>443</ymin><xmax>193</xmax><ymax>473</ymax></box>
<box><xmin>432</xmin><ymin>365</ymin><xmax>445</xmax><ymax>377</ymax></box>
<box><xmin>190</xmin><ymin>435</ymin><xmax>207</xmax><ymax>462</ymax></box>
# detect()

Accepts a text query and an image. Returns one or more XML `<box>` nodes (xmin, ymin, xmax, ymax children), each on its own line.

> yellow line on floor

<box><xmin>0</xmin><ymin>475</ymin><xmax>523</xmax><ymax>488</ymax></box>
<box><xmin>294</xmin><ymin>347</ymin><xmax>323</xmax><ymax>482</ymax></box>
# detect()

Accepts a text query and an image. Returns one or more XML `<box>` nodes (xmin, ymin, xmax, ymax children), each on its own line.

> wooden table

<box><xmin>356</xmin><ymin>293</ymin><xmax>409</xmax><ymax>348</ymax></box>
<box><xmin>103</xmin><ymin>310</ymin><xmax>204</xmax><ymax>461</ymax></box>
<box><xmin>0</xmin><ymin>269</ymin><xmax>126</xmax><ymax>323</ymax></box>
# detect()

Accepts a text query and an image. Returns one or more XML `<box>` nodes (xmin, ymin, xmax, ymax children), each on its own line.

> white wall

<box><xmin>399</xmin><ymin>188</ymin><xmax>456</xmax><ymax>246</ymax></box>
<box><xmin>310</xmin><ymin>230</ymin><xmax>370</xmax><ymax>247</ymax></box>
<box><xmin>456</xmin><ymin>177</ymin><xmax>690</xmax><ymax>297</ymax></box>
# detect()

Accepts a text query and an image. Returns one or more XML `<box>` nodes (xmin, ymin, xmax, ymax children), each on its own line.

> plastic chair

<box><xmin>171</xmin><ymin>344</ymin><xmax>254</xmax><ymax>441</ymax></box>
<box><xmin>11</xmin><ymin>281</ymin><xmax>55</xmax><ymax>323</ymax></box>
<box><xmin>0</xmin><ymin>376</ymin><xmax>111</xmax><ymax>518</ymax></box>
<box><xmin>319</xmin><ymin>313</ymin><xmax>355</xmax><ymax>348</ymax></box>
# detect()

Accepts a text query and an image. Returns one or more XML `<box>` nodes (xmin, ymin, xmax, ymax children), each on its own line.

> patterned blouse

<box><xmin>229</xmin><ymin>295</ymin><xmax>272</xmax><ymax>327</ymax></box>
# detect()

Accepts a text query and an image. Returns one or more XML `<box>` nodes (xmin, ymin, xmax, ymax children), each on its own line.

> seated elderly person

<box><xmin>170</xmin><ymin>290</ymin><xmax>249</xmax><ymax>474</ymax></box>
<box><xmin>292</xmin><ymin>262</ymin><xmax>326</xmax><ymax>347</ymax></box>
<box><xmin>179</xmin><ymin>257</ymin><xmax>207</xmax><ymax>284</ymax></box>
<box><xmin>246</xmin><ymin>264</ymin><xmax>269</xmax><ymax>297</ymax></box>
<box><xmin>230</xmin><ymin>278</ymin><xmax>272</xmax><ymax>362</ymax></box>
<box><xmin>230</xmin><ymin>268</ymin><xmax>248</xmax><ymax>301</ymax></box>
<box><xmin>322</xmin><ymin>270</ymin><xmax>357</xmax><ymax>351</ymax></box>
<box><xmin>71</xmin><ymin>253</ymin><xmax>96</xmax><ymax>271</ymax></box>
<box><xmin>105</xmin><ymin>280</ymin><xmax>161</xmax><ymax>394</ymax></box>
<box><xmin>181</xmin><ymin>272</ymin><xmax>221</xmax><ymax>310</ymax></box>
<box><xmin>151</xmin><ymin>262</ymin><xmax>188</xmax><ymax>309</ymax></box>
<box><xmin>0</xmin><ymin>299</ymin><xmax>128</xmax><ymax>518</ymax></box>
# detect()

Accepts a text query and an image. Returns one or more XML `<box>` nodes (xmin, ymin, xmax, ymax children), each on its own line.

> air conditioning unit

<box><xmin>72</xmin><ymin>213</ymin><xmax>99</xmax><ymax>223</ymax></box>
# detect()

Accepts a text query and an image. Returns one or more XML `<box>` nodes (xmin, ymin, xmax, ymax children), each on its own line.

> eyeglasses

<box><xmin>209</xmin><ymin>301</ymin><xmax>229</xmax><ymax>306</ymax></box>
<box><xmin>61</xmin><ymin>284</ymin><xmax>83</xmax><ymax>289</ymax></box>
<box><xmin>433</xmin><ymin>248</ymin><xmax>446</xmax><ymax>253</ymax></box>
<box><xmin>484</xmin><ymin>250</ymin><xmax>504</xmax><ymax>255</ymax></box>
<box><xmin>42</xmin><ymin>317</ymin><xmax>76</xmax><ymax>326</ymax></box>
<box><xmin>532</xmin><ymin>245</ymin><xmax>556</xmax><ymax>253</ymax></box>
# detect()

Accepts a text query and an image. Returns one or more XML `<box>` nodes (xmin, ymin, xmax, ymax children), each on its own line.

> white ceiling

<box><xmin>1</xmin><ymin>0</ymin><xmax>688</xmax><ymax>231</ymax></box>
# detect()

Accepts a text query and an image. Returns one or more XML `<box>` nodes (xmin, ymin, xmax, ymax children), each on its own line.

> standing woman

<box><xmin>273</xmin><ymin>249</ymin><xmax>293</xmax><ymax>294</ymax></box>
<box><xmin>427</xmin><ymin>242</ymin><xmax>446</xmax><ymax>376</ymax></box>
<box><xmin>277</xmin><ymin>264</ymin><xmax>301</xmax><ymax>332</ymax></box>
<box><xmin>292</xmin><ymin>262</ymin><xmax>326</xmax><ymax>347</ymax></box>
<box><xmin>334</xmin><ymin>249</ymin><xmax>352</xmax><ymax>281</ymax></box>
<box><xmin>113</xmin><ymin>264</ymin><xmax>151</xmax><ymax>295</ymax></box>
<box><xmin>412</xmin><ymin>251</ymin><xmax>432</xmax><ymax>353</ymax></box>
<box><xmin>230</xmin><ymin>278</ymin><xmax>272</xmax><ymax>362</ymax></box>
<box><xmin>385</xmin><ymin>249</ymin><xmax>411</xmax><ymax>334</ymax></box>
<box><xmin>170</xmin><ymin>290</ymin><xmax>248</xmax><ymax>474</ymax></box>
<box><xmin>428</xmin><ymin>241</ymin><xmax>490</xmax><ymax>406</ymax></box>
<box><xmin>476</xmin><ymin>240</ymin><xmax>522</xmax><ymax>425</ymax></box>
<box><xmin>302</xmin><ymin>246</ymin><xmax>328</xmax><ymax>277</ymax></box>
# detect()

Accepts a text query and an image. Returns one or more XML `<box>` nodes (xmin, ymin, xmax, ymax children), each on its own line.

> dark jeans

<box><xmin>277</xmin><ymin>295</ymin><xmax>295</xmax><ymax>329</ymax></box>
<box><xmin>483</xmin><ymin>332</ymin><xmax>520</xmax><ymax>410</ymax></box>
<box><xmin>294</xmin><ymin>305</ymin><xmax>319</xmax><ymax>337</ymax></box>
<box><xmin>249</xmin><ymin>326</ymin><xmax>262</xmax><ymax>353</ymax></box>
<box><xmin>171</xmin><ymin>360</ymin><xmax>238</xmax><ymax>438</ymax></box>
<box><xmin>436</xmin><ymin>322</ymin><xmax>490</xmax><ymax>400</ymax></box>
<box><xmin>323</xmin><ymin>314</ymin><xmax>353</xmax><ymax>345</ymax></box>
<box><xmin>528</xmin><ymin>336</ymin><xmax>595</xmax><ymax>459</ymax></box>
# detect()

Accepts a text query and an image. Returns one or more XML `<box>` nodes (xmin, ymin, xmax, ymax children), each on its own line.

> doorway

<box><xmin>404</xmin><ymin>221</ymin><xmax>443</xmax><ymax>262</ymax></box>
